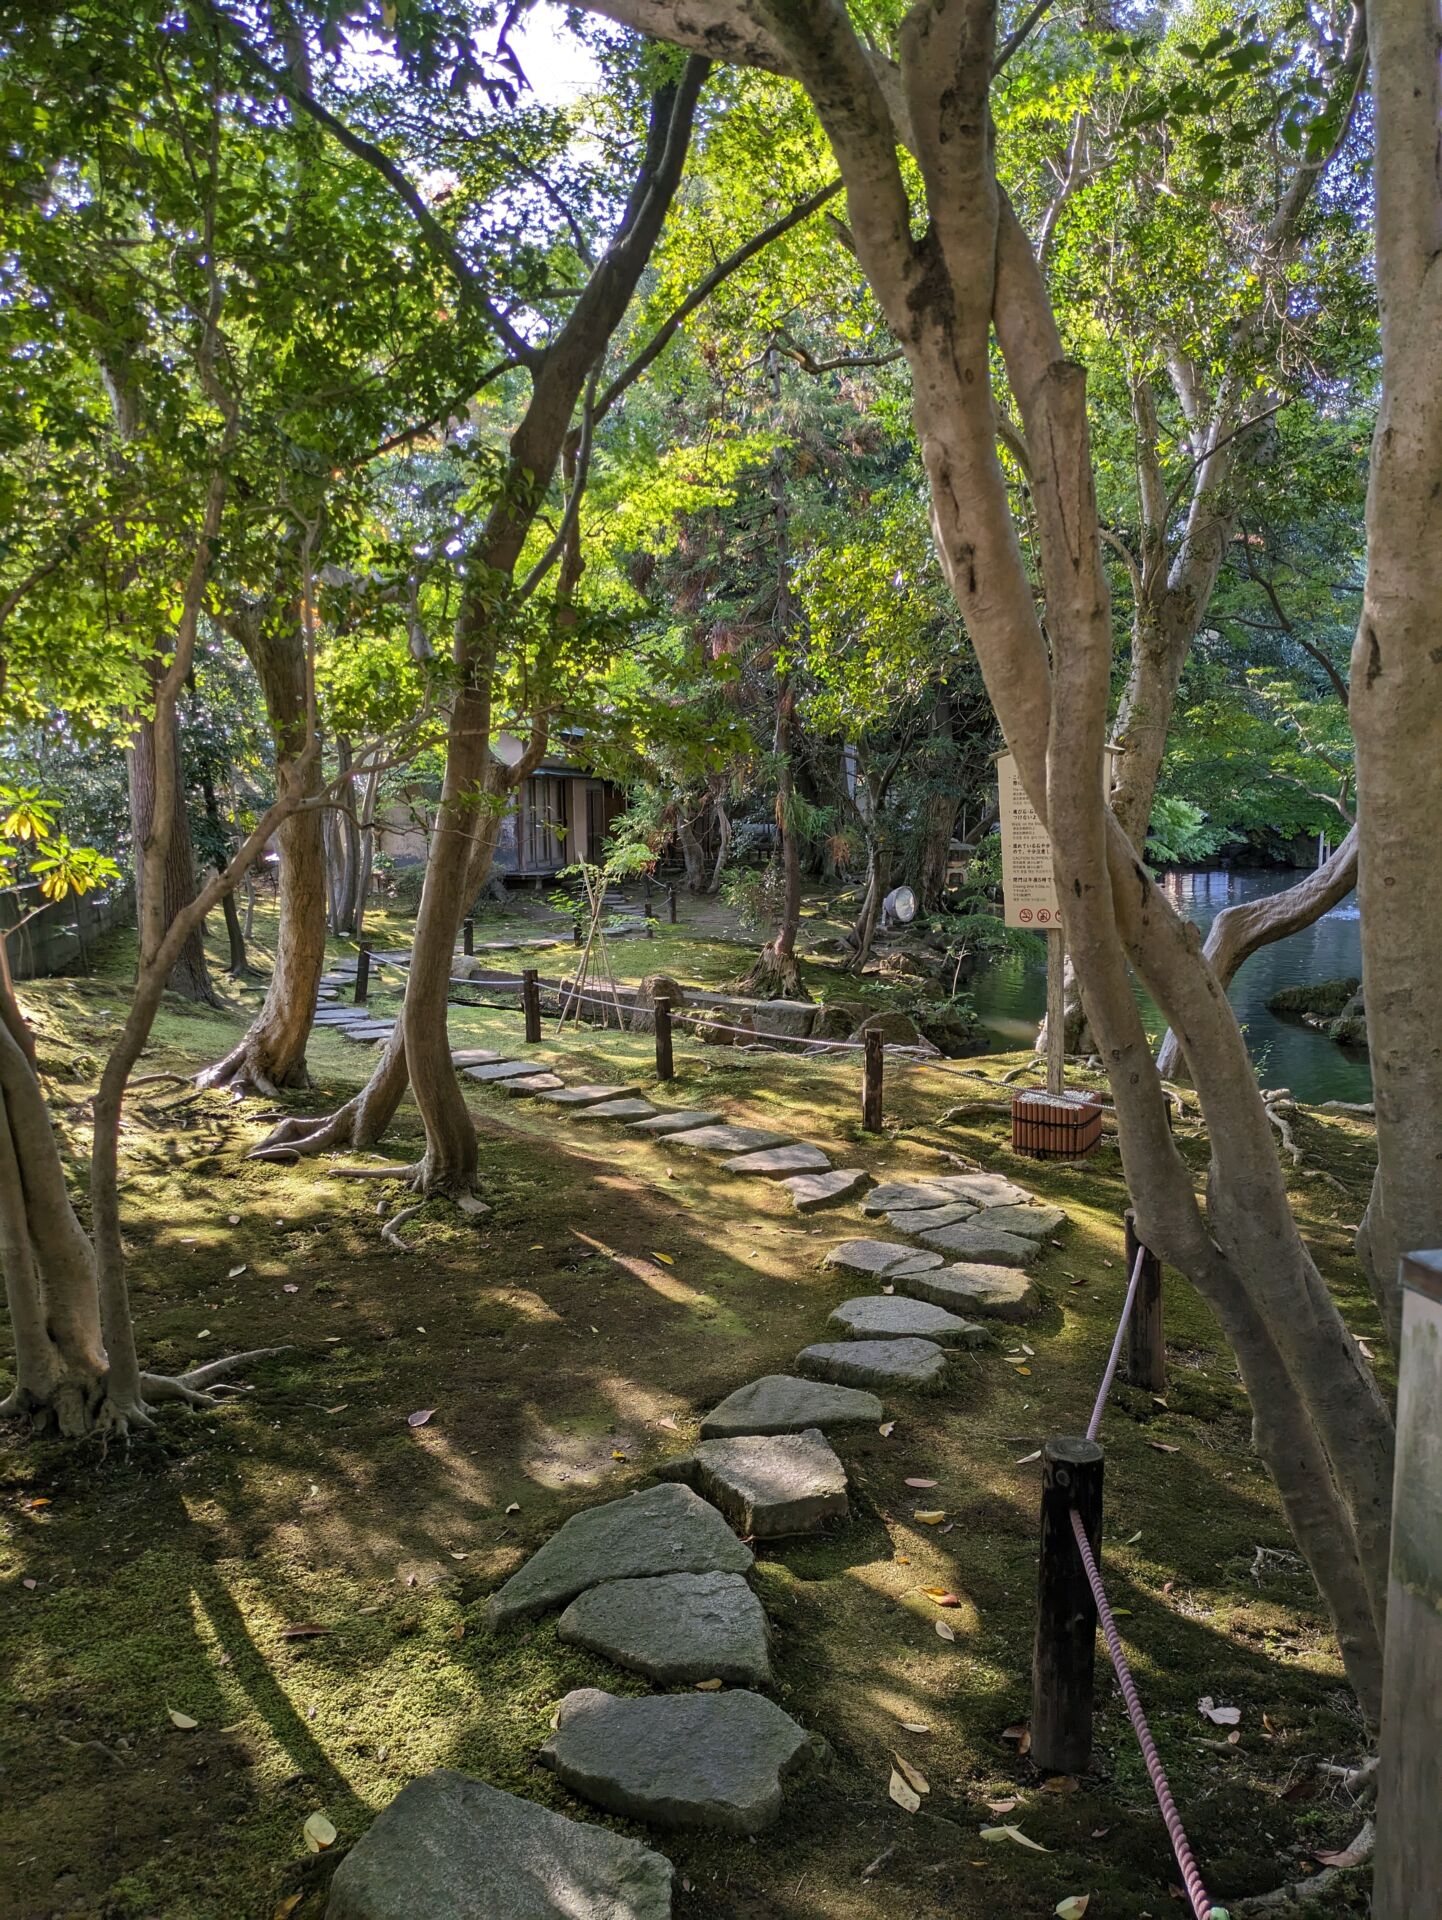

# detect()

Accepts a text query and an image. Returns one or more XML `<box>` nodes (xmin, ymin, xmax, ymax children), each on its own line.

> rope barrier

<box><xmin>1069</xmin><ymin>1509</ymin><xmax>1217</xmax><ymax>1920</ymax></box>
<box><xmin>1088</xmin><ymin>1243</ymin><xmax>1148</xmax><ymax>1442</ymax></box>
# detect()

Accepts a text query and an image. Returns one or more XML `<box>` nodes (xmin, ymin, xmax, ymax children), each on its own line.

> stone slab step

<box><xmin>828</xmin><ymin>1295</ymin><xmax>988</xmax><ymax>1348</ymax></box>
<box><xmin>539</xmin><ymin>1687</ymin><xmax>825</xmax><ymax>1835</ymax></box>
<box><xmin>342</xmin><ymin>1023</ymin><xmax>396</xmax><ymax>1041</ymax></box>
<box><xmin>781</xmin><ymin>1167</ymin><xmax>870</xmax><ymax>1213</ymax></box>
<box><xmin>824</xmin><ymin>1238</ymin><xmax>945</xmax><ymax>1278</ymax></box>
<box><xmin>932</xmin><ymin>1172</ymin><xmax>1034</xmax><ymax>1209</ymax></box>
<box><xmin>860</xmin><ymin>1181</ymin><xmax>962</xmax><ymax>1215</ymax></box>
<box><xmin>571</xmin><ymin>1097</ymin><xmax>658</xmax><ymax>1122</ymax></box>
<box><xmin>539</xmin><ymin>1084</ymin><xmax>630</xmax><ymax>1107</ymax></box>
<box><xmin>629</xmin><ymin>1110</ymin><xmax>722</xmax><ymax>1135</ymax></box>
<box><xmin>314</xmin><ymin>1009</ymin><xmax>366</xmax><ymax>1025</ymax></box>
<box><xmin>463</xmin><ymin>1058</ymin><xmax>542</xmax><ymax>1082</ymax></box>
<box><xmin>897</xmin><ymin>1262</ymin><xmax>1041</xmax><ymax>1321</ymax></box>
<box><xmin>700</xmin><ymin>1374</ymin><xmax>883</xmax><ymax>1440</ymax></box>
<box><xmin>557</xmin><ymin>1570</ymin><xmax>771</xmax><ymax>1689</ymax></box>
<box><xmin>886</xmin><ymin>1201</ymin><xmax>978</xmax><ymax>1234</ymax></box>
<box><xmin>450</xmin><ymin>1048</ymin><xmax>505</xmax><ymax>1067</ymax></box>
<box><xmin>658</xmin><ymin>1427</ymin><xmax>848</xmax><ymax>1538</ymax></box>
<box><xmin>667</xmin><ymin>1124</ymin><xmax>791</xmax><ymax>1155</ymax></box>
<box><xmin>496</xmin><ymin>1072</ymin><xmax>566</xmax><ymax>1094</ymax></box>
<box><xmin>797</xmin><ymin>1338</ymin><xmax>949</xmax><ymax>1393</ymax></box>
<box><xmin>979</xmin><ymin>1202</ymin><xmax>1067</xmax><ymax>1240</ymax></box>
<box><xmin>487</xmin><ymin>1483</ymin><xmax>751</xmax><ymax>1625</ymax></box>
<box><xmin>911</xmin><ymin>1220</ymin><xmax>1041</xmax><ymax>1266</ymax></box>
<box><xmin>326</xmin><ymin>1769</ymin><xmax>673</xmax><ymax>1920</ymax></box>
<box><xmin>722</xmin><ymin>1143</ymin><xmax>831</xmax><ymax>1177</ymax></box>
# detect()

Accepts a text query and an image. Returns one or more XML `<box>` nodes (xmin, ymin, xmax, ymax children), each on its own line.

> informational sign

<box><xmin>996</xmin><ymin>749</ymin><xmax>1117</xmax><ymax>930</ymax></box>
<box><xmin>997</xmin><ymin>752</ymin><xmax>1060</xmax><ymax>930</ymax></box>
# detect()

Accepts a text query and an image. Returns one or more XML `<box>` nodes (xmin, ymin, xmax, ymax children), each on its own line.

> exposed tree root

<box><xmin>1</xmin><ymin>1349</ymin><xmax>287</xmax><ymax>1436</ymax></box>
<box><xmin>250</xmin><ymin>1099</ymin><xmax>364</xmax><ymax>1160</ymax></box>
<box><xmin>733</xmin><ymin>942</ymin><xmax>809</xmax><ymax>1001</ymax></box>
<box><xmin>1232</xmin><ymin>1819</ymin><xmax>1374</xmax><ymax>1915</ymax></box>
<box><xmin>380</xmin><ymin>1203</ymin><xmax>423</xmax><ymax>1251</ymax></box>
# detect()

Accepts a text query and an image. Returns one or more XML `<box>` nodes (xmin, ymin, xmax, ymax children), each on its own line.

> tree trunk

<box><xmin>1156</xmin><ymin>826</ymin><xmax>1359</xmax><ymax>1080</ymax></box>
<box><xmin>1349</xmin><ymin>0</ymin><xmax>1442</xmax><ymax>1347</ymax></box>
<box><xmin>848</xmin><ymin>832</ymin><xmax>891</xmax><ymax>970</ymax></box>
<box><xmin>707</xmin><ymin>793</ymin><xmax>732</xmax><ymax>891</ymax></box>
<box><xmin>203</xmin><ymin>605</ymin><xmax>328</xmax><ymax>1092</ymax></box>
<box><xmin>677</xmin><ymin>810</ymin><xmax>707</xmax><ymax>891</ymax></box>
<box><xmin>127</xmin><ymin>682</ymin><xmax>219</xmax><ymax>1007</ymax></box>
<box><xmin>200</xmin><ymin>771</ymin><xmax>253</xmax><ymax>977</ymax></box>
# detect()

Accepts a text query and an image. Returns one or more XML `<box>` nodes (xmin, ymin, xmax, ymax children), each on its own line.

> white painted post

<box><xmin>1045</xmin><ymin>926</ymin><xmax>1066</xmax><ymax>1096</ymax></box>
<box><xmin>1374</xmin><ymin>1249</ymin><xmax>1442</xmax><ymax>1920</ymax></box>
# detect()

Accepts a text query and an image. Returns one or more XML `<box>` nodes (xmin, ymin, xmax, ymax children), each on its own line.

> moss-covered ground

<box><xmin>1</xmin><ymin>892</ymin><xmax>1384</xmax><ymax>1918</ymax></box>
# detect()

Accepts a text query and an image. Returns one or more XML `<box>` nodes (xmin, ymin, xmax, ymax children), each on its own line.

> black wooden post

<box><xmin>462</xmin><ymin>918</ymin><xmax>474</xmax><ymax>956</ymax></box>
<box><xmin>862</xmin><ymin>1029</ymin><xmax>884</xmax><ymax>1132</ymax></box>
<box><xmin>522</xmin><ymin>968</ymin><xmax>542</xmax><ymax>1045</ymax></box>
<box><xmin>1123</xmin><ymin>1209</ymin><xmax>1166</xmax><ymax>1392</ymax></box>
<box><xmin>668</xmin><ymin>885</ymin><xmax>677</xmax><ymax>924</ymax></box>
<box><xmin>353</xmin><ymin>943</ymin><xmax>371</xmax><ymax>1006</ymax></box>
<box><xmin>654</xmin><ymin>995</ymin><xmax>674</xmax><ymax>1081</ymax></box>
<box><xmin>1031</xmin><ymin>1435</ymin><xmax>1105</xmax><ymax>1774</ymax></box>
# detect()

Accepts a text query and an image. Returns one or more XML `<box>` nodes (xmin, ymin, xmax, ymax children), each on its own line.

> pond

<box><xmin>967</xmin><ymin>865</ymin><xmax>1372</xmax><ymax>1105</ymax></box>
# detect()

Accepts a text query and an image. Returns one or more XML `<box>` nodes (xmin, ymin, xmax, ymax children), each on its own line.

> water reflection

<box><xmin>967</xmin><ymin>866</ymin><xmax>1371</xmax><ymax>1104</ymax></box>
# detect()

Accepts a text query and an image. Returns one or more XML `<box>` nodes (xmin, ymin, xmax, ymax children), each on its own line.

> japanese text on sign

<box><xmin>997</xmin><ymin>752</ymin><xmax>1058</xmax><ymax>928</ymax></box>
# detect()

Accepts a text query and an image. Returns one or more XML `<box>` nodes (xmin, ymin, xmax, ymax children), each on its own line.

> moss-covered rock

<box><xmin>1267</xmin><ymin>977</ymin><xmax>1360</xmax><ymax>1020</ymax></box>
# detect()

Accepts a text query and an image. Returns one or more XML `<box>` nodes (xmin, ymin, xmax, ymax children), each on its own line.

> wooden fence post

<box><xmin>1123</xmin><ymin>1209</ymin><xmax>1166</xmax><ymax>1392</ymax></box>
<box><xmin>463</xmin><ymin>918</ymin><xmax>474</xmax><ymax>956</ymax></box>
<box><xmin>1031</xmin><ymin>1435</ymin><xmax>1104</xmax><ymax>1774</ymax></box>
<box><xmin>862</xmin><ymin>1029</ymin><xmax>884</xmax><ymax>1132</ymax></box>
<box><xmin>522</xmin><ymin>968</ymin><xmax>542</xmax><ymax>1044</ymax></box>
<box><xmin>1375</xmin><ymin>1249</ymin><xmax>1442</xmax><ymax>1920</ymax></box>
<box><xmin>668</xmin><ymin>885</ymin><xmax>677</xmax><ymax>924</ymax></box>
<box><xmin>654</xmin><ymin>995</ymin><xmax>674</xmax><ymax>1081</ymax></box>
<box><xmin>353</xmin><ymin>943</ymin><xmax>371</xmax><ymax>1007</ymax></box>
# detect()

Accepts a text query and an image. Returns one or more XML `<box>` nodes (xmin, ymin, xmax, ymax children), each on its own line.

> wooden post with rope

<box><xmin>1031</xmin><ymin>1435</ymin><xmax>1104</xmax><ymax>1773</ymax></box>
<box><xmin>353</xmin><ymin>943</ymin><xmax>371</xmax><ymax>1007</ymax></box>
<box><xmin>862</xmin><ymin>1029</ymin><xmax>884</xmax><ymax>1132</ymax></box>
<box><xmin>1122</xmin><ymin>1210</ymin><xmax>1166</xmax><ymax>1391</ymax></box>
<box><xmin>522</xmin><ymin>968</ymin><xmax>541</xmax><ymax>1045</ymax></box>
<box><xmin>654</xmin><ymin>995</ymin><xmax>674</xmax><ymax>1082</ymax></box>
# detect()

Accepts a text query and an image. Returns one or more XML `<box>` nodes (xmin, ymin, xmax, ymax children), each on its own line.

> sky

<box><xmin>510</xmin><ymin>3</ymin><xmax>602</xmax><ymax>105</ymax></box>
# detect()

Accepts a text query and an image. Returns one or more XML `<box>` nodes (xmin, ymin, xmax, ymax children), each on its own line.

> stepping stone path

<box><xmin>782</xmin><ymin>1167</ymin><xmax>869</xmax><ymax>1212</ymax></box>
<box><xmin>885</xmin><ymin>1201</ymin><xmax>978</xmax><ymax>1233</ymax></box>
<box><xmin>571</xmin><ymin>1097</ymin><xmax>658</xmax><ymax>1122</ymax></box>
<box><xmin>797</xmin><ymin>1337</ymin><xmax>949</xmax><ymax>1394</ymax></box>
<box><xmin>326</xmin><ymin>1769</ymin><xmax>674</xmax><ymax>1920</ymax></box>
<box><xmin>828</xmin><ymin>1294</ymin><xmax>988</xmax><ymax>1348</ymax></box>
<box><xmin>898</xmin><ymin>1262</ymin><xmax>1041</xmax><ymax>1321</ymax></box>
<box><xmin>487</xmin><ymin>1484</ymin><xmax>751</xmax><ymax>1624</ymax></box>
<box><xmin>463</xmin><ymin>1058</ymin><xmax>541</xmax><ymax>1081</ymax></box>
<box><xmin>450</xmin><ymin>1047</ymin><xmax>504</xmax><ymax>1066</ymax></box>
<box><xmin>667</xmin><ymin>1123</ymin><xmax>790</xmax><ymax>1155</ymax></box>
<box><xmin>979</xmin><ymin>1202</ymin><xmax>1068</xmax><ymax>1240</ymax></box>
<box><xmin>824</xmin><ymin>1238</ymin><xmax>945</xmax><ymax>1278</ymax></box>
<box><xmin>557</xmin><ymin>1571</ymin><xmax>771</xmax><ymax>1689</ymax></box>
<box><xmin>540</xmin><ymin>1687</ymin><xmax>826</xmax><ymax>1834</ymax></box>
<box><xmin>722</xmin><ymin>1143</ymin><xmax>831</xmax><ymax>1176</ymax></box>
<box><xmin>538</xmin><ymin>1084</ymin><xmax>630</xmax><ymax>1106</ymax></box>
<box><xmin>497</xmin><ymin>1071</ymin><xmax>566</xmax><ymax>1094</ymax></box>
<box><xmin>860</xmin><ymin>1180</ymin><xmax>963</xmax><ymax>1215</ymax></box>
<box><xmin>342</xmin><ymin>1023</ymin><xmax>395</xmax><ymax>1042</ymax></box>
<box><xmin>912</xmin><ymin>1219</ymin><xmax>1041</xmax><ymax>1266</ymax></box>
<box><xmin>659</xmin><ymin>1428</ymin><xmax>848</xmax><ymax>1538</ymax></box>
<box><xmin>629</xmin><ymin>1110</ymin><xmax>721</xmax><ymax>1134</ymax></box>
<box><xmin>700</xmin><ymin>1374</ymin><xmax>883</xmax><ymax>1439</ymax></box>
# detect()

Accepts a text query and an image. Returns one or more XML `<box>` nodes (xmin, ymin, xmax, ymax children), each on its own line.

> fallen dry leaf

<box><xmin>406</xmin><ymin>1408</ymin><xmax>436</xmax><ymax>1428</ymax></box>
<box><xmin>891</xmin><ymin>1752</ymin><xmax>929</xmax><ymax>1796</ymax></box>
<box><xmin>888</xmin><ymin>1767</ymin><xmax>921</xmax><ymax>1814</ymax></box>
<box><xmin>1015</xmin><ymin>1449</ymin><xmax>1041</xmax><ymax>1465</ymax></box>
<box><xmin>657</xmin><ymin>1415</ymin><xmax>679</xmax><ymax>1431</ymax></box>
<box><xmin>1056</xmin><ymin>1898</ymin><xmax>1091</xmax><ymax>1919</ymax></box>
<box><xmin>227</xmin><ymin>1213</ymin><xmax>240</xmax><ymax>1225</ymax></box>
<box><xmin>881</xmin><ymin>1284</ymin><xmax>895</xmax><ymax>1295</ymax></box>
<box><xmin>504</xmin><ymin>1501</ymin><xmax>520</xmax><ymax>1514</ymax></box>
<box><xmin>1314</xmin><ymin>1826</ymin><xmax>1374</xmax><ymax>1870</ymax></box>
<box><xmin>934</xmin><ymin>1618</ymin><xmax>956</xmax><ymax>1642</ymax></box>
<box><xmin>922</xmin><ymin>1588</ymin><xmax>961</xmax><ymax>1607</ymax></box>
<box><xmin>878</xmin><ymin>1421</ymin><xmax>896</xmax><ymax>1437</ymax></box>
<box><xmin>905</xmin><ymin>1478</ymin><xmax>939</xmax><ymax>1489</ymax></box>
<box><xmin>229</xmin><ymin>1264</ymin><xmax>247</xmax><ymax>1279</ymax></box>
<box><xmin>303</xmin><ymin>1811</ymin><xmax>337</xmax><ymax>1853</ymax></box>
<box><xmin>1148</xmin><ymin>1440</ymin><xmax>1181</xmax><ymax>1454</ymax></box>
<box><xmin>898</xmin><ymin>1720</ymin><xmax>931</xmax><ymax>1734</ymax></box>
<box><xmin>913</xmin><ymin>1509</ymin><xmax>946</xmax><ymax>1525</ymax></box>
<box><xmin>1001</xmin><ymin>1722</ymin><xmax>1032</xmax><ymax>1755</ymax></box>
<box><xmin>1041</xmin><ymin>1774</ymin><xmax>1079</xmax><ymax>1794</ymax></box>
<box><xmin>273</xmin><ymin>1896</ymin><xmax>303</xmax><ymax>1920</ymax></box>
<box><xmin>651</xmin><ymin>1251</ymin><xmax>675</xmax><ymax>1265</ymax></box>
<box><xmin>1198</xmin><ymin>1697</ymin><xmax>1242</xmax><ymax>1726</ymax></box>
<box><xmin>985</xmin><ymin>1797</ymin><xmax>1019</xmax><ymax>1815</ymax></box>
<box><xmin>980</xmin><ymin>1823</ymin><xmax>1050</xmax><ymax>1852</ymax></box>
<box><xmin>279</xmin><ymin>1624</ymin><xmax>330</xmax><ymax>1640</ymax></box>
<box><xmin>694</xmin><ymin>1678</ymin><xmax>723</xmax><ymax>1691</ymax></box>
<box><xmin>167</xmin><ymin>1706</ymin><xmax>198</xmax><ymax>1730</ymax></box>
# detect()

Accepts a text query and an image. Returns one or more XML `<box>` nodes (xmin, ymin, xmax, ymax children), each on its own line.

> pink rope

<box><xmin>1087</xmin><ymin>1241</ymin><xmax>1148</xmax><ymax>1441</ymax></box>
<box><xmin>1069</xmin><ymin>1508</ymin><xmax>1215</xmax><ymax>1919</ymax></box>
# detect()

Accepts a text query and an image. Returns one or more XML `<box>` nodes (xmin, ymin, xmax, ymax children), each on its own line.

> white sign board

<box><xmin>997</xmin><ymin>753</ymin><xmax>1060</xmax><ymax>930</ymax></box>
<box><xmin>997</xmin><ymin>749</ymin><xmax>1117</xmax><ymax>931</ymax></box>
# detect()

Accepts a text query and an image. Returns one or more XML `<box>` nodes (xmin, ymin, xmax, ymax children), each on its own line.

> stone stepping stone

<box><xmin>463</xmin><ymin>1059</ymin><xmax>540</xmax><ymax>1082</ymax></box>
<box><xmin>540</xmin><ymin>1687</ymin><xmax>825</xmax><ymax>1834</ymax></box>
<box><xmin>557</xmin><ymin>1570</ymin><xmax>771</xmax><ymax>1688</ymax></box>
<box><xmin>326</xmin><ymin>1768</ymin><xmax>673</xmax><ymax>1920</ymax></box>
<box><xmin>824</xmin><ymin>1238</ymin><xmax>945</xmax><ymax>1278</ymax></box>
<box><xmin>912</xmin><ymin>1219</ymin><xmax>1041</xmax><ymax>1266</ymax></box>
<box><xmin>571</xmin><ymin>1098</ymin><xmax>658</xmax><ymax>1122</ymax></box>
<box><xmin>979</xmin><ymin>1202</ymin><xmax>1068</xmax><ymax>1240</ymax></box>
<box><xmin>886</xmin><ymin>1201</ymin><xmax>978</xmax><ymax>1234</ymax></box>
<box><xmin>342</xmin><ymin>1023</ymin><xmax>396</xmax><ymax>1041</ymax></box>
<box><xmin>722</xmin><ymin>1143</ymin><xmax>831</xmax><ymax>1177</ymax></box>
<box><xmin>630</xmin><ymin>1110</ymin><xmax>722</xmax><ymax>1135</ymax></box>
<box><xmin>539</xmin><ymin>1084</ymin><xmax>629</xmax><ymax>1107</ymax></box>
<box><xmin>450</xmin><ymin>1048</ymin><xmax>504</xmax><ymax>1067</ymax></box>
<box><xmin>860</xmin><ymin>1180</ymin><xmax>959</xmax><ymax>1215</ymax></box>
<box><xmin>314</xmin><ymin>1009</ymin><xmax>365</xmax><ymax>1025</ymax></box>
<box><xmin>781</xmin><ymin>1168</ymin><xmax>869</xmax><ymax>1213</ymax></box>
<box><xmin>667</xmin><ymin>1123</ymin><xmax>791</xmax><ymax>1155</ymax></box>
<box><xmin>932</xmin><ymin>1172</ymin><xmax>1034</xmax><ymax>1209</ymax></box>
<box><xmin>487</xmin><ymin>1483</ymin><xmax>751</xmax><ymax>1624</ymax></box>
<box><xmin>898</xmin><ymin>1262</ymin><xmax>1041</xmax><ymax>1321</ymax></box>
<box><xmin>797</xmin><ymin>1338</ymin><xmax>949</xmax><ymax>1393</ymax></box>
<box><xmin>659</xmin><ymin>1428</ymin><xmax>848</xmax><ymax>1538</ymax></box>
<box><xmin>700</xmin><ymin>1374</ymin><xmax>883</xmax><ymax>1439</ymax></box>
<box><xmin>828</xmin><ymin>1294</ymin><xmax>988</xmax><ymax>1348</ymax></box>
<box><xmin>496</xmin><ymin>1072</ymin><xmax>566</xmax><ymax>1095</ymax></box>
